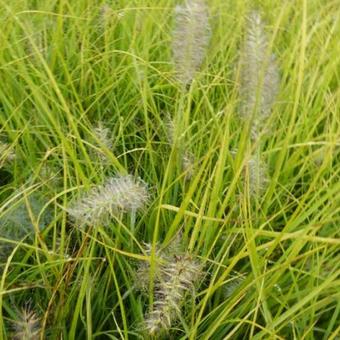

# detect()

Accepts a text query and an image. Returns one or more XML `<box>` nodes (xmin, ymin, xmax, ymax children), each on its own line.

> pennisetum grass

<box><xmin>67</xmin><ymin>175</ymin><xmax>149</xmax><ymax>227</ymax></box>
<box><xmin>0</xmin><ymin>1</ymin><xmax>338</xmax><ymax>339</ymax></box>
<box><xmin>144</xmin><ymin>254</ymin><xmax>202</xmax><ymax>335</ymax></box>
<box><xmin>168</xmin><ymin>0</ymin><xmax>211</xmax><ymax>183</ymax></box>
<box><xmin>245</xmin><ymin>154</ymin><xmax>269</xmax><ymax>197</ymax></box>
<box><xmin>238</xmin><ymin>11</ymin><xmax>280</xmax><ymax>197</ymax></box>
<box><xmin>11</xmin><ymin>305</ymin><xmax>41</xmax><ymax>340</ymax></box>
<box><xmin>0</xmin><ymin>142</ymin><xmax>16</xmax><ymax>167</ymax></box>
<box><xmin>91</xmin><ymin>121</ymin><xmax>113</xmax><ymax>165</ymax></box>
<box><xmin>172</xmin><ymin>0</ymin><xmax>211</xmax><ymax>86</ymax></box>
<box><xmin>239</xmin><ymin>11</ymin><xmax>280</xmax><ymax>141</ymax></box>
<box><xmin>136</xmin><ymin>239</ymin><xmax>203</xmax><ymax>335</ymax></box>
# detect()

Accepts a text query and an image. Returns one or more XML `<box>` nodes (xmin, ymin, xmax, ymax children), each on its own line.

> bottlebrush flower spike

<box><xmin>12</xmin><ymin>306</ymin><xmax>41</xmax><ymax>340</ymax></box>
<box><xmin>0</xmin><ymin>142</ymin><xmax>16</xmax><ymax>167</ymax></box>
<box><xmin>145</xmin><ymin>254</ymin><xmax>202</xmax><ymax>335</ymax></box>
<box><xmin>67</xmin><ymin>175</ymin><xmax>149</xmax><ymax>227</ymax></box>
<box><xmin>246</xmin><ymin>155</ymin><xmax>269</xmax><ymax>196</ymax></box>
<box><xmin>182</xmin><ymin>151</ymin><xmax>195</xmax><ymax>180</ymax></box>
<box><xmin>0</xmin><ymin>194</ymin><xmax>53</xmax><ymax>260</ymax></box>
<box><xmin>100</xmin><ymin>4</ymin><xmax>114</xmax><ymax>24</ymax></box>
<box><xmin>94</xmin><ymin>122</ymin><xmax>113</xmax><ymax>150</ymax></box>
<box><xmin>136</xmin><ymin>236</ymin><xmax>202</xmax><ymax>335</ymax></box>
<box><xmin>239</xmin><ymin>11</ymin><xmax>280</xmax><ymax>140</ymax></box>
<box><xmin>92</xmin><ymin>121</ymin><xmax>113</xmax><ymax>163</ymax></box>
<box><xmin>165</xmin><ymin>114</ymin><xmax>176</xmax><ymax>146</ymax></box>
<box><xmin>172</xmin><ymin>0</ymin><xmax>211</xmax><ymax>86</ymax></box>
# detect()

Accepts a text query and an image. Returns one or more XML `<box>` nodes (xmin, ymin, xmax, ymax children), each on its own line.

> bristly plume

<box><xmin>145</xmin><ymin>254</ymin><xmax>202</xmax><ymax>335</ymax></box>
<box><xmin>182</xmin><ymin>151</ymin><xmax>195</xmax><ymax>180</ymax></box>
<box><xmin>67</xmin><ymin>175</ymin><xmax>149</xmax><ymax>227</ymax></box>
<box><xmin>39</xmin><ymin>164</ymin><xmax>62</xmax><ymax>187</ymax></box>
<box><xmin>0</xmin><ymin>194</ymin><xmax>53</xmax><ymax>261</ymax></box>
<box><xmin>246</xmin><ymin>155</ymin><xmax>269</xmax><ymax>197</ymax></box>
<box><xmin>100</xmin><ymin>4</ymin><xmax>114</xmax><ymax>21</ymax></box>
<box><xmin>11</xmin><ymin>306</ymin><xmax>41</xmax><ymax>340</ymax></box>
<box><xmin>135</xmin><ymin>237</ymin><xmax>203</xmax><ymax>335</ymax></box>
<box><xmin>99</xmin><ymin>4</ymin><xmax>114</xmax><ymax>31</ymax></box>
<box><xmin>172</xmin><ymin>0</ymin><xmax>211</xmax><ymax>86</ymax></box>
<box><xmin>94</xmin><ymin>122</ymin><xmax>113</xmax><ymax>149</ymax></box>
<box><xmin>92</xmin><ymin>121</ymin><xmax>113</xmax><ymax>164</ymax></box>
<box><xmin>0</xmin><ymin>142</ymin><xmax>16</xmax><ymax>167</ymax></box>
<box><xmin>165</xmin><ymin>113</ymin><xmax>176</xmax><ymax>146</ymax></box>
<box><xmin>239</xmin><ymin>11</ymin><xmax>280</xmax><ymax>140</ymax></box>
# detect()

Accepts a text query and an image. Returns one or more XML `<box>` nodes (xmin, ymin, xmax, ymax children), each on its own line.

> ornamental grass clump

<box><xmin>239</xmin><ymin>11</ymin><xmax>280</xmax><ymax>140</ymax></box>
<box><xmin>67</xmin><ymin>175</ymin><xmax>149</xmax><ymax>227</ymax></box>
<box><xmin>172</xmin><ymin>0</ymin><xmax>211</xmax><ymax>86</ymax></box>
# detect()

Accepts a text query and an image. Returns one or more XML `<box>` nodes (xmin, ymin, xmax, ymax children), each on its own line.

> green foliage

<box><xmin>0</xmin><ymin>0</ymin><xmax>339</xmax><ymax>339</ymax></box>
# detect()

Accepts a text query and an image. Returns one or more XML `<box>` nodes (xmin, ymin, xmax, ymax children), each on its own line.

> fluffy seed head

<box><xmin>94</xmin><ymin>122</ymin><xmax>113</xmax><ymax>149</ymax></box>
<box><xmin>39</xmin><ymin>164</ymin><xmax>62</xmax><ymax>187</ymax></box>
<box><xmin>246</xmin><ymin>155</ymin><xmax>269</xmax><ymax>196</ymax></box>
<box><xmin>182</xmin><ymin>151</ymin><xmax>195</xmax><ymax>180</ymax></box>
<box><xmin>172</xmin><ymin>0</ymin><xmax>211</xmax><ymax>85</ymax></box>
<box><xmin>165</xmin><ymin>114</ymin><xmax>176</xmax><ymax>146</ymax></box>
<box><xmin>12</xmin><ymin>306</ymin><xmax>41</xmax><ymax>340</ymax></box>
<box><xmin>136</xmin><ymin>237</ymin><xmax>202</xmax><ymax>335</ymax></box>
<box><xmin>68</xmin><ymin>175</ymin><xmax>149</xmax><ymax>227</ymax></box>
<box><xmin>0</xmin><ymin>194</ymin><xmax>52</xmax><ymax>261</ymax></box>
<box><xmin>98</xmin><ymin>4</ymin><xmax>115</xmax><ymax>31</ymax></box>
<box><xmin>92</xmin><ymin>122</ymin><xmax>113</xmax><ymax>163</ymax></box>
<box><xmin>239</xmin><ymin>11</ymin><xmax>280</xmax><ymax>140</ymax></box>
<box><xmin>100</xmin><ymin>4</ymin><xmax>114</xmax><ymax>20</ymax></box>
<box><xmin>0</xmin><ymin>142</ymin><xmax>16</xmax><ymax>167</ymax></box>
<box><xmin>144</xmin><ymin>254</ymin><xmax>202</xmax><ymax>335</ymax></box>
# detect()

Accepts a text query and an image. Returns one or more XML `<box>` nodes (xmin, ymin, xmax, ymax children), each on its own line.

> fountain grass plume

<box><xmin>0</xmin><ymin>142</ymin><xmax>16</xmax><ymax>167</ymax></box>
<box><xmin>11</xmin><ymin>305</ymin><xmax>41</xmax><ymax>340</ymax></box>
<box><xmin>144</xmin><ymin>254</ymin><xmax>202</xmax><ymax>335</ymax></box>
<box><xmin>136</xmin><ymin>238</ymin><xmax>203</xmax><ymax>335</ymax></box>
<box><xmin>0</xmin><ymin>194</ymin><xmax>52</xmax><ymax>261</ymax></box>
<box><xmin>246</xmin><ymin>154</ymin><xmax>269</xmax><ymax>197</ymax></box>
<box><xmin>92</xmin><ymin>121</ymin><xmax>113</xmax><ymax>164</ymax></box>
<box><xmin>67</xmin><ymin>175</ymin><xmax>149</xmax><ymax>227</ymax></box>
<box><xmin>172</xmin><ymin>0</ymin><xmax>211</xmax><ymax>86</ymax></box>
<box><xmin>239</xmin><ymin>11</ymin><xmax>280</xmax><ymax>140</ymax></box>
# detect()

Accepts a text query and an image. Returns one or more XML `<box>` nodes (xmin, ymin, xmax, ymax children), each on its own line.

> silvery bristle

<box><xmin>172</xmin><ymin>0</ymin><xmax>211</xmax><ymax>85</ymax></box>
<box><xmin>68</xmin><ymin>175</ymin><xmax>149</xmax><ymax>227</ymax></box>
<box><xmin>239</xmin><ymin>11</ymin><xmax>280</xmax><ymax>140</ymax></box>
